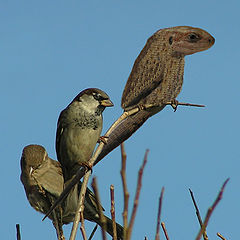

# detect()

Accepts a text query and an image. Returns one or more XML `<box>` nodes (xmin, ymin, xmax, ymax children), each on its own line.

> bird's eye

<box><xmin>169</xmin><ymin>36</ymin><xmax>173</xmax><ymax>45</ymax></box>
<box><xmin>93</xmin><ymin>92</ymin><xmax>102</xmax><ymax>101</ymax></box>
<box><xmin>188</xmin><ymin>33</ymin><xmax>200</xmax><ymax>42</ymax></box>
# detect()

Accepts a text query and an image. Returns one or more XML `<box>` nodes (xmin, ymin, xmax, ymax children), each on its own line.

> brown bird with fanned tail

<box><xmin>95</xmin><ymin>26</ymin><xmax>215</xmax><ymax>163</ymax></box>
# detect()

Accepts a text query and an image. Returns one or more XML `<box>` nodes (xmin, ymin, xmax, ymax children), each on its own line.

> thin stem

<box><xmin>88</xmin><ymin>225</ymin><xmax>98</xmax><ymax>240</ymax></box>
<box><xmin>217</xmin><ymin>233</ymin><xmax>226</xmax><ymax>240</ymax></box>
<box><xmin>189</xmin><ymin>188</ymin><xmax>208</xmax><ymax>240</ymax></box>
<box><xmin>155</xmin><ymin>187</ymin><xmax>165</xmax><ymax>240</ymax></box>
<box><xmin>120</xmin><ymin>143</ymin><xmax>129</xmax><ymax>239</ymax></box>
<box><xmin>127</xmin><ymin>149</ymin><xmax>148</xmax><ymax>240</ymax></box>
<box><xmin>195</xmin><ymin>178</ymin><xmax>230</xmax><ymax>240</ymax></box>
<box><xmin>80</xmin><ymin>211</ymin><xmax>88</xmax><ymax>240</ymax></box>
<box><xmin>110</xmin><ymin>185</ymin><xmax>117</xmax><ymax>240</ymax></box>
<box><xmin>161</xmin><ymin>222</ymin><xmax>170</xmax><ymax>240</ymax></box>
<box><xmin>16</xmin><ymin>224</ymin><xmax>21</xmax><ymax>240</ymax></box>
<box><xmin>69</xmin><ymin>173</ymin><xmax>90</xmax><ymax>240</ymax></box>
<box><xmin>91</xmin><ymin>177</ymin><xmax>107</xmax><ymax>240</ymax></box>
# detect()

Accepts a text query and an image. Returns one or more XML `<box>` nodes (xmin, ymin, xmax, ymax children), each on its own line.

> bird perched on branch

<box><xmin>20</xmin><ymin>144</ymin><xmax>65</xmax><ymax>240</ymax></box>
<box><xmin>95</xmin><ymin>26</ymin><xmax>215</xmax><ymax>163</ymax></box>
<box><xmin>20</xmin><ymin>144</ymin><xmax>123</xmax><ymax>239</ymax></box>
<box><xmin>56</xmin><ymin>88</ymin><xmax>113</xmax><ymax>181</ymax></box>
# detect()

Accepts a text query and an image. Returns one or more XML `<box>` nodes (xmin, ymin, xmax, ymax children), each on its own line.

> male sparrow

<box><xmin>56</xmin><ymin>88</ymin><xmax>113</xmax><ymax>181</ymax></box>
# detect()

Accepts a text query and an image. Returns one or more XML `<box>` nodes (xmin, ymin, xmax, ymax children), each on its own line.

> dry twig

<box><xmin>16</xmin><ymin>224</ymin><xmax>21</xmax><ymax>240</ymax></box>
<box><xmin>110</xmin><ymin>185</ymin><xmax>117</xmax><ymax>240</ymax></box>
<box><xmin>69</xmin><ymin>172</ymin><xmax>90</xmax><ymax>240</ymax></box>
<box><xmin>195</xmin><ymin>178</ymin><xmax>230</xmax><ymax>240</ymax></box>
<box><xmin>161</xmin><ymin>222</ymin><xmax>170</xmax><ymax>240</ymax></box>
<box><xmin>155</xmin><ymin>187</ymin><xmax>165</xmax><ymax>240</ymax></box>
<box><xmin>217</xmin><ymin>232</ymin><xmax>226</xmax><ymax>240</ymax></box>
<box><xmin>189</xmin><ymin>188</ymin><xmax>208</xmax><ymax>240</ymax></box>
<box><xmin>120</xmin><ymin>143</ymin><xmax>129</xmax><ymax>239</ymax></box>
<box><xmin>127</xmin><ymin>149</ymin><xmax>148</xmax><ymax>240</ymax></box>
<box><xmin>89</xmin><ymin>225</ymin><xmax>98</xmax><ymax>240</ymax></box>
<box><xmin>79</xmin><ymin>211</ymin><xmax>87</xmax><ymax>240</ymax></box>
<box><xmin>91</xmin><ymin>177</ymin><xmax>107</xmax><ymax>240</ymax></box>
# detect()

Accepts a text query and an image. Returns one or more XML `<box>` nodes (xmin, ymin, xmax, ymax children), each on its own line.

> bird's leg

<box><xmin>81</xmin><ymin>162</ymin><xmax>93</xmax><ymax>173</ymax></box>
<box><xmin>168</xmin><ymin>99</ymin><xmax>179</xmax><ymax>112</ymax></box>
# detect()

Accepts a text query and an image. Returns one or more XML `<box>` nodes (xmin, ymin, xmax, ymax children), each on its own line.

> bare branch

<box><xmin>120</xmin><ymin>143</ymin><xmax>129</xmax><ymax>239</ymax></box>
<box><xmin>110</xmin><ymin>185</ymin><xmax>117</xmax><ymax>240</ymax></box>
<box><xmin>80</xmin><ymin>211</ymin><xmax>88</xmax><ymax>240</ymax></box>
<box><xmin>155</xmin><ymin>187</ymin><xmax>165</xmax><ymax>240</ymax></box>
<box><xmin>217</xmin><ymin>232</ymin><xmax>227</xmax><ymax>240</ymax></box>
<box><xmin>161</xmin><ymin>222</ymin><xmax>170</xmax><ymax>240</ymax></box>
<box><xmin>165</xmin><ymin>100</ymin><xmax>205</xmax><ymax>112</ymax></box>
<box><xmin>127</xmin><ymin>149</ymin><xmax>148</xmax><ymax>240</ymax></box>
<box><xmin>92</xmin><ymin>177</ymin><xmax>107</xmax><ymax>240</ymax></box>
<box><xmin>88</xmin><ymin>225</ymin><xmax>98</xmax><ymax>240</ymax></box>
<box><xmin>16</xmin><ymin>224</ymin><xmax>21</xmax><ymax>240</ymax></box>
<box><xmin>189</xmin><ymin>188</ymin><xmax>208</xmax><ymax>240</ymax></box>
<box><xmin>69</xmin><ymin>173</ymin><xmax>90</xmax><ymax>240</ymax></box>
<box><xmin>195</xmin><ymin>178</ymin><xmax>230</xmax><ymax>240</ymax></box>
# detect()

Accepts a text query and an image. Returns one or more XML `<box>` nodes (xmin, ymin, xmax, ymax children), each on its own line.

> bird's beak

<box><xmin>100</xmin><ymin>99</ymin><xmax>114</xmax><ymax>107</ymax></box>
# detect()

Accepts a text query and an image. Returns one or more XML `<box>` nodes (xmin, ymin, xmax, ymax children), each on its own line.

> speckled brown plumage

<box><xmin>95</xmin><ymin>26</ymin><xmax>215</xmax><ymax>163</ymax></box>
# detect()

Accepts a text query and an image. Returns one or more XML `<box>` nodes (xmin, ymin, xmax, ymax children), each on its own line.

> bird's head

<box><xmin>20</xmin><ymin>145</ymin><xmax>48</xmax><ymax>175</ymax></box>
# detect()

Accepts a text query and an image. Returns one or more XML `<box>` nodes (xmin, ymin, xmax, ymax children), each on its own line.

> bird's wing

<box><xmin>55</xmin><ymin>110</ymin><xmax>66</xmax><ymax>166</ymax></box>
<box><xmin>32</xmin><ymin>159</ymin><xmax>64</xmax><ymax>198</ymax></box>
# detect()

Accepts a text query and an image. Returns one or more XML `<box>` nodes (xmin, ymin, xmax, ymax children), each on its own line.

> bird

<box><xmin>20</xmin><ymin>144</ymin><xmax>65</xmax><ymax>240</ymax></box>
<box><xmin>20</xmin><ymin>144</ymin><xmax>123</xmax><ymax>239</ymax></box>
<box><xmin>94</xmin><ymin>26</ymin><xmax>215</xmax><ymax>163</ymax></box>
<box><xmin>56</xmin><ymin>88</ymin><xmax>113</xmax><ymax>181</ymax></box>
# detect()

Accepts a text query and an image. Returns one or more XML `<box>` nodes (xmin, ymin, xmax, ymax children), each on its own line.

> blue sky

<box><xmin>2</xmin><ymin>1</ymin><xmax>239</xmax><ymax>239</ymax></box>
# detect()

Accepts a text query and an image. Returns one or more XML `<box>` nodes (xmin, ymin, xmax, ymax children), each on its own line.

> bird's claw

<box><xmin>82</xmin><ymin>162</ymin><xmax>93</xmax><ymax>173</ymax></box>
<box><xmin>170</xmin><ymin>100</ymin><xmax>179</xmax><ymax>112</ymax></box>
<box><xmin>97</xmin><ymin>136</ymin><xmax>109</xmax><ymax>144</ymax></box>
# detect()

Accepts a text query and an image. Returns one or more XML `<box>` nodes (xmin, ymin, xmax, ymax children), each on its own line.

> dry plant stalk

<box><xmin>69</xmin><ymin>171</ymin><xmax>90</xmax><ymax>240</ymax></box>
<box><xmin>195</xmin><ymin>178</ymin><xmax>229</xmax><ymax>240</ymax></box>
<box><xmin>127</xmin><ymin>150</ymin><xmax>148</xmax><ymax>240</ymax></box>
<box><xmin>79</xmin><ymin>211</ymin><xmax>87</xmax><ymax>240</ymax></box>
<box><xmin>155</xmin><ymin>187</ymin><xmax>165</xmax><ymax>240</ymax></box>
<box><xmin>161</xmin><ymin>222</ymin><xmax>170</xmax><ymax>240</ymax></box>
<box><xmin>16</xmin><ymin>224</ymin><xmax>21</xmax><ymax>240</ymax></box>
<box><xmin>89</xmin><ymin>225</ymin><xmax>98</xmax><ymax>240</ymax></box>
<box><xmin>189</xmin><ymin>189</ymin><xmax>208</xmax><ymax>240</ymax></box>
<box><xmin>110</xmin><ymin>185</ymin><xmax>118</xmax><ymax>240</ymax></box>
<box><xmin>217</xmin><ymin>232</ymin><xmax>226</xmax><ymax>240</ymax></box>
<box><xmin>120</xmin><ymin>143</ymin><xmax>129</xmax><ymax>239</ymax></box>
<box><xmin>91</xmin><ymin>177</ymin><xmax>107</xmax><ymax>240</ymax></box>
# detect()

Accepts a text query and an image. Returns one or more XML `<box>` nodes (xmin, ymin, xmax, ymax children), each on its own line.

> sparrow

<box><xmin>20</xmin><ymin>144</ymin><xmax>65</xmax><ymax>240</ymax></box>
<box><xmin>95</xmin><ymin>26</ymin><xmax>215</xmax><ymax>163</ymax></box>
<box><xmin>20</xmin><ymin>144</ymin><xmax>123</xmax><ymax>239</ymax></box>
<box><xmin>56</xmin><ymin>88</ymin><xmax>113</xmax><ymax>181</ymax></box>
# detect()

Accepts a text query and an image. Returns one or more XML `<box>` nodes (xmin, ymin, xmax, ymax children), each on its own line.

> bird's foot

<box><xmin>82</xmin><ymin>162</ymin><xmax>93</xmax><ymax>173</ymax></box>
<box><xmin>97</xmin><ymin>135</ymin><xmax>109</xmax><ymax>144</ymax></box>
<box><xmin>169</xmin><ymin>99</ymin><xmax>179</xmax><ymax>112</ymax></box>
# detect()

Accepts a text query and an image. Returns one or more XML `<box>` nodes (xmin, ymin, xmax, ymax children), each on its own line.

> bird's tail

<box><xmin>95</xmin><ymin>110</ymin><xmax>151</xmax><ymax>164</ymax></box>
